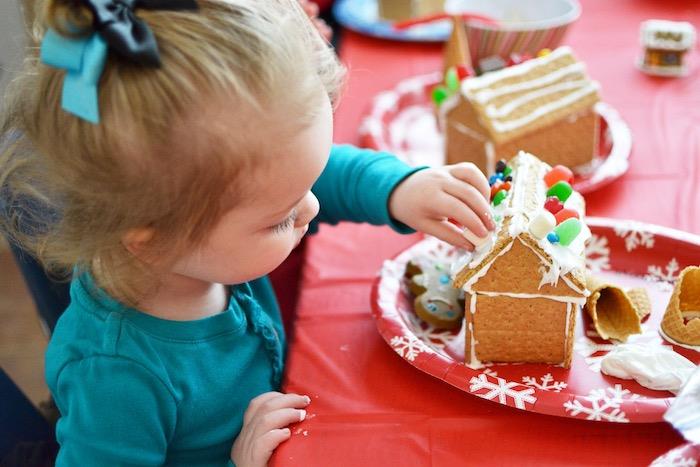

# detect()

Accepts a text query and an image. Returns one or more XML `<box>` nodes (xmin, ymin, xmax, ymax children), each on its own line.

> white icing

<box><xmin>449</xmin><ymin>120</ymin><xmax>486</xmax><ymax>142</ymax></box>
<box><xmin>460</xmin><ymin>240</ymin><xmax>514</xmax><ymax>293</ymax></box>
<box><xmin>485</xmin><ymin>80</ymin><xmax>591</xmax><ymax>119</ymax></box>
<box><xmin>484</xmin><ymin>141</ymin><xmax>495</xmax><ymax>174</ymax></box>
<box><xmin>471</xmin><ymin>63</ymin><xmax>587</xmax><ymax>104</ymax></box>
<box><xmin>466</xmin><ymin>295</ymin><xmax>484</xmax><ymax>369</ymax></box>
<box><xmin>564</xmin><ymin>303</ymin><xmax>573</xmax><ymax>355</ymax></box>
<box><xmin>601</xmin><ymin>342</ymin><xmax>697</xmax><ymax>394</ymax></box>
<box><xmin>489</xmin><ymin>82</ymin><xmax>600</xmax><ymax>133</ymax></box>
<box><xmin>659</xmin><ymin>328</ymin><xmax>700</xmax><ymax>352</ymax></box>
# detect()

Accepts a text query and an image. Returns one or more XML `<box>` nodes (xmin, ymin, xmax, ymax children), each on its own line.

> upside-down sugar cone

<box><xmin>661</xmin><ymin>266</ymin><xmax>700</xmax><ymax>346</ymax></box>
<box><xmin>584</xmin><ymin>273</ymin><xmax>644</xmax><ymax>342</ymax></box>
<box><xmin>443</xmin><ymin>16</ymin><xmax>472</xmax><ymax>75</ymax></box>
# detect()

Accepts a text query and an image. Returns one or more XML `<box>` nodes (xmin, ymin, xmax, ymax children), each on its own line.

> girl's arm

<box><xmin>309</xmin><ymin>144</ymin><xmax>425</xmax><ymax>233</ymax></box>
<box><xmin>50</xmin><ymin>356</ymin><xmax>177</xmax><ymax>466</ymax></box>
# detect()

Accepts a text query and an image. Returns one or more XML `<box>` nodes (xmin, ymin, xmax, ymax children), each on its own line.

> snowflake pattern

<box><xmin>585</xmin><ymin>234</ymin><xmax>611</xmax><ymax>272</ymax></box>
<box><xmin>613</xmin><ymin>225</ymin><xmax>655</xmax><ymax>252</ymax></box>
<box><xmin>563</xmin><ymin>385</ymin><xmax>639</xmax><ymax>423</ymax></box>
<box><xmin>469</xmin><ymin>373</ymin><xmax>537</xmax><ymax>410</ymax></box>
<box><xmin>574</xmin><ymin>337</ymin><xmax>616</xmax><ymax>372</ymax></box>
<box><xmin>522</xmin><ymin>373</ymin><xmax>568</xmax><ymax>392</ymax></box>
<box><xmin>651</xmin><ymin>446</ymin><xmax>698</xmax><ymax>467</ymax></box>
<box><xmin>646</xmin><ymin>258</ymin><xmax>681</xmax><ymax>283</ymax></box>
<box><xmin>389</xmin><ymin>334</ymin><xmax>428</xmax><ymax>362</ymax></box>
<box><xmin>404</xmin><ymin>313</ymin><xmax>456</xmax><ymax>354</ymax></box>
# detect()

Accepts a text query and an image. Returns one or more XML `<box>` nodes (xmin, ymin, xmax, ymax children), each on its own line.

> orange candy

<box><xmin>490</xmin><ymin>181</ymin><xmax>503</xmax><ymax>200</ymax></box>
<box><xmin>555</xmin><ymin>208</ymin><xmax>580</xmax><ymax>225</ymax></box>
<box><xmin>544</xmin><ymin>165</ymin><xmax>574</xmax><ymax>187</ymax></box>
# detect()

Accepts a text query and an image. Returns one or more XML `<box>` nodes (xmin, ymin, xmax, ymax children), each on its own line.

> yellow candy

<box><xmin>537</xmin><ymin>48</ymin><xmax>552</xmax><ymax>57</ymax></box>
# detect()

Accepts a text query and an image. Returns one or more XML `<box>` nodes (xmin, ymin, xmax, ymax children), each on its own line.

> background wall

<box><xmin>0</xmin><ymin>0</ymin><xmax>28</xmax><ymax>99</ymax></box>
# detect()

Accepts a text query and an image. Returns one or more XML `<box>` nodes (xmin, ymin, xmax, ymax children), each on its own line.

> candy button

<box><xmin>439</xmin><ymin>274</ymin><xmax>450</xmax><ymax>285</ymax></box>
<box><xmin>432</xmin><ymin>85</ymin><xmax>449</xmax><ymax>106</ymax></box>
<box><xmin>544</xmin><ymin>196</ymin><xmax>564</xmax><ymax>215</ymax></box>
<box><xmin>500</xmin><ymin>181</ymin><xmax>511</xmax><ymax>192</ymax></box>
<box><xmin>489</xmin><ymin>173</ymin><xmax>504</xmax><ymax>185</ymax></box>
<box><xmin>503</xmin><ymin>166</ymin><xmax>512</xmax><ymax>177</ymax></box>
<box><xmin>445</xmin><ymin>67</ymin><xmax>460</xmax><ymax>92</ymax></box>
<box><xmin>495</xmin><ymin>159</ymin><xmax>507</xmax><ymax>173</ymax></box>
<box><xmin>544</xmin><ymin>165</ymin><xmax>574</xmax><ymax>187</ymax></box>
<box><xmin>546</xmin><ymin>181</ymin><xmax>573</xmax><ymax>203</ymax></box>
<box><xmin>490</xmin><ymin>181</ymin><xmax>503</xmax><ymax>199</ymax></box>
<box><xmin>553</xmin><ymin>218</ymin><xmax>582</xmax><ymax>246</ymax></box>
<box><xmin>547</xmin><ymin>232</ymin><xmax>560</xmax><ymax>243</ymax></box>
<box><xmin>555</xmin><ymin>208</ymin><xmax>580</xmax><ymax>225</ymax></box>
<box><xmin>528</xmin><ymin>210</ymin><xmax>556</xmax><ymax>240</ymax></box>
<box><xmin>492</xmin><ymin>189</ymin><xmax>508</xmax><ymax>206</ymax></box>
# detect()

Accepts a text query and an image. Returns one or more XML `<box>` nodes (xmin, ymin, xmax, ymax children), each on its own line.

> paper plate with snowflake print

<box><xmin>651</xmin><ymin>443</ymin><xmax>700</xmax><ymax>466</ymax></box>
<box><xmin>359</xmin><ymin>73</ymin><xmax>631</xmax><ymax>194</ymax></box>
<box><xmin>371</xmin><ymin>218</ymin><xmax>700</xmax><ymax>423</ymax></box>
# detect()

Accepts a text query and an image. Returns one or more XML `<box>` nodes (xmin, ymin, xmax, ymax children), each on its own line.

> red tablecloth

<box><xmin>273</xmin><ymin>1</ymin><xmax>699</xmax><ymax>465</ymax></box>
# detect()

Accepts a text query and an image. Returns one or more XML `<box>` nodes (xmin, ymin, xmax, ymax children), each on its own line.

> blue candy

<box><xmin>547</xmin><ymin>232</ymin><xmax>560</xmax><ymax>243</ymax></box>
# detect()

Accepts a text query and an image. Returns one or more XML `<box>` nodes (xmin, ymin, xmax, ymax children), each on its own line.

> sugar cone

<box><xmin>584</xmin><ymin>273</ymin><xmax>645</xmax><ymax>341</ymax></box>
<box><xmin>443</xmin><ymin>16</ymin><xmax>472</xmax><ymax>75</ymax></box>
<box><xmin>660</xmin><ymin>266</ymin><xmax>700</xmax><ymax>347</ymax></box>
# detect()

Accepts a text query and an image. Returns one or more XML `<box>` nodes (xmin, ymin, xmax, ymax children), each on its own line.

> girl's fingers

<box><xmin>448</xmin><ymin>163</ymin><xmax>491</xmax><ymax>201</ymax></box>
<box><xmin>434</xmin><ymin>193</ymin><xmax>489</xmax><ymax>239</ymax></box>
<box><xmin>418</xmin><ymin>219</ymin><xmax>474</xmax><ymax>251</ymax></box>
<box><xmin>256</xmin><ymin>393</ymin><xmax>311</xmax><ymax>414</ymax></box>
<box><xmin>443</xmin><ymin>180</ymin><xmax>495</xmax><ymax>231</ymax></box>
<box><xmin>256</xmin><ymin>408</ymin><xmax>307</xmax><ymax>436</ymax></box>
<box><xmin>244</xmin><ymin>392</ymin><xmax>283</xmax><ymax>423</ymax></box>
<box><xmin>252</xmin><ymin>429</ymin><xmax>292</xmax><ymax>467</ymax></box>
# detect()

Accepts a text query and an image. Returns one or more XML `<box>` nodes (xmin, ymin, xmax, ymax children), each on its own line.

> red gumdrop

<box><xmin>490</xmin><ymin>181</ymin><xmax>504</xmax><ymax>200</ymax></box>
<box><xmin>545</xmin><ymin>196</ymin><xmax>564</xmax><ymax>215</ymax></box>
<box><xmin>456</xmin><ymin>64</ymin><xmax>472</xmax><ymax>80</ymax></box>
<box><xmin>544</xmin><ymin>165</ymin><xmax>574</xmax><ymax>187</ymax></box>
<box><xmin>507</xmin><ymin>53</ymin><xmax>523</xmax><ymax>66</ymax></box>
<box><xmin>555</xmin><ymin>208</ymin><xmax>580</xmax><ymax>225</ymax></box>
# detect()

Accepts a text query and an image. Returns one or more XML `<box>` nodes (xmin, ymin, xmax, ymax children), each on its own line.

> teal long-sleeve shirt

<box><xmin>46</xmin><ymin>145</ymin><xmax>424</xmax><ymax>466</ymax></box>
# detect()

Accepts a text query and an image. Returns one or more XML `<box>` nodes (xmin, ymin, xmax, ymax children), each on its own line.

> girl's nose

<box><xmin>295</xmin><ymin>191</ymin><xmax>319</xmax><ymax>228</ymax></box>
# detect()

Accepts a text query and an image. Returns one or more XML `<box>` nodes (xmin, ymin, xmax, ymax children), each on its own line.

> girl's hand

<box><xmin>388</xmin><ymin>163</ymin><xmax>496</xmax><ymax>250</ymax></box>
<box><xmin>231</xmin><ymin>392</ymin><xmax>310</xmax><ymax>467</ymax></box>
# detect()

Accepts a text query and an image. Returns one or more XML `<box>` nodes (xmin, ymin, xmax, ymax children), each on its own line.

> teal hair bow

<box><xmin>40</xmin><ymin>29</ymin><xmax>108</xmax><ymax>124</ymax></box>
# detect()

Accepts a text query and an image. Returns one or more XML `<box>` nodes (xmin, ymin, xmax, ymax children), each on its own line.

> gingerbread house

<box><xmin>378</xmin><ymin>0</ymin><xmax>444</xmax><ymax>22</ymax></box>
<box><xmin>451</xmin><ymin>152</ymin><xmax>590</xmax><ymax>368</ymax></box>
<box><xmin>638</xmin><ymin>20</ymin><xmax>696</xmax><ymax>77</ymax></box>
<box><xmin>439</xmin><ymin>46</ymin><xmax>601</xmax><ymax>175</ymax></box>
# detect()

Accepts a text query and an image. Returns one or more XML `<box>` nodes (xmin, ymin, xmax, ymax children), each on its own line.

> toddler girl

<box><xmin>0</xmin><ymin>0</ymin><xmax>494</xmax><ymax>465</ymax></box>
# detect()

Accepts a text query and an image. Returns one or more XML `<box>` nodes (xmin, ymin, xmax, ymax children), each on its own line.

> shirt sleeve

<box><xmin>309</xmin><ymin>144</ymin><xmax>427</xmax><ymax>234</ymax></box>
<box><xmin>50</xmin><ymin>356</ymin><xmax>178</xmax><ymax>466</ymax></box>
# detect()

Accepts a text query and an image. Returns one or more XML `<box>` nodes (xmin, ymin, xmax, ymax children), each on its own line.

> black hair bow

<box><xmin>85</xmin><ymin>0</ymin><xmax>198</xmax><ymax>67</ymax></box>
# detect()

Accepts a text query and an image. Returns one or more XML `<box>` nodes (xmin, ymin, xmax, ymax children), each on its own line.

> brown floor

<box><xmin>0</xmin><ymin>245</ymin><xmax>49</xmax><ymax>407</ymax></box>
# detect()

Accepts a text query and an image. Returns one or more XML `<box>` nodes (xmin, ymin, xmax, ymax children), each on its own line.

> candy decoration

<box><xmin>490</xmin><ymin>181</ymin><xmax>503</xmax><ymax>200</ymax></box>
<box><xmin>500</xmin><ymin>181</ymin><xmax>511</xmax><ymax>192</ymax></box>
<box><xmin>547</xmin><ymin>232</ymin><xmax>560</xmax><ymax>243</ymax></box>
<box><xmin>544</xmin><ymin>196</ymin><xmax>564</xmax><ymax>215</ymax></box>
<box><xmin>537</xmin><ymin>48</ymin><xmax>552</xmax><ymax>57</ymax></box>
<box><xmin>553</xmin><ymin>218</ymin><xmax>582</xmax><ymax>246</ymax></box>
<box><xmin>503</xmin><ymin>166</ymin><xmax>513</xmax><ymax>177</ymax></box>
<box><xmin>492</xmin><ymin>189</ymin><xmax>507</xmax><ymax>206</ymax></box>
<box><xmin>432</xmin><ymin>85</ymin><xmax>449</xmax><ymax>106</ymax></box>
<box><xmin>445</xmin><ymin>67</ymin><xmax>460</xmax><ymax>92</ymax></box>
<box><xmin>478</xmin><ymin>55</ymin><xmax>507</xmax><ymax>74</ymax></box>
<box><xmin>504</xmin><ymin>175</ymin><xmax>513</xmax><ymax>182</ymax></box>
<box><xmin>544</xmin><ymin>165</ymin><xmax>574</xmax><ymax>187</ymax></box>
<box><xmin>528</xmin><ymin>210</ymin><xmax>556</xmax><ymax>240</ymax></box>
<box><xmin>554</xmin><ymin>208</ymin><xmax>580</xmax><ymax>225</ymax></box>
<box><xmin>489</xmin><ymin>173</ymin><xmax>504</xmax><ymax>185</ymax></box>
<box><xmin>456</xmin><ymin>64</ymin><xmax>472</xmax><ymax>80</ymax></box>
<box><xmin>495</xmin><ymin>159</ymin><xmax>507</xmax><ymax>173</ymax></box>
<box><xmin>546</xmin><ymin>181</ymin><xmax>573</xmax><ymax>203</ymax></box>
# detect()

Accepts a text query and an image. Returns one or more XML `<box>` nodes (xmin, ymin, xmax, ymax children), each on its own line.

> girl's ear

<box><xmin>122</xmin><ymin>227</ymin><xmax>156</xmax><ymax>257</ymax></box>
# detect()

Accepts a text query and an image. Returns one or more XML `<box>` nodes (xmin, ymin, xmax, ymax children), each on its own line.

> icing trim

<box><xmin>473</xmin><ymin>290</ymin><xmax>587</xmax><ymax>305</ymax></box>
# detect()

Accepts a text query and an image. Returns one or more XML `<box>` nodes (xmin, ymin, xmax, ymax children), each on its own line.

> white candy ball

<box><xmin>528</xmin><ymin>210</ymin><xmax>557</xmax><ymax>240</ymax></box>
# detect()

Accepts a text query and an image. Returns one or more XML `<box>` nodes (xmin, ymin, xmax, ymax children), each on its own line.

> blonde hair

<box><xmin>0</xmin><ymin>0</ymin><xmax>345</xmax><ymax>304</ymax></box>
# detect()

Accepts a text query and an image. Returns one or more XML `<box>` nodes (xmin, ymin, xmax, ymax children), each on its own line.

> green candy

<box><xmin>432</xmin><ymin>85</ymin><xmax>449</xmax><ymax>106</ymax></box>
<box><xmin>445</xmin><ymin>67</ymin><xmax>460</xmax><ymax>92</ymax></box>
<box><xmin>546</xmin><ymin>181</ymin><xmax>573</xmax><ymax>202</ymax></box>
<box><xmin>553</xmin><ymin>218</ymin><xmax>582</xmax><ymax>246</ymax></box>
<box><xmin>492</xmin><ymin>189</ymin><xmax>507</xmax><ymax>206</ymax></box>
<box><xmin>503</xmin><ymin>165</ymin><xmax>512</xmax><ymax>177</ymax></box>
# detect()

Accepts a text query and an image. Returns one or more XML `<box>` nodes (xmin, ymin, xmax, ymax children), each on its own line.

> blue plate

<box><xmin>333</xmin><ymin>0</ymin><xmax>451</xmax><ymax>42</ymax></box>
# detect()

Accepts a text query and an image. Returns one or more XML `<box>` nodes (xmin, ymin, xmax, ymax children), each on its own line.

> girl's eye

<box><xmin>271</xmin><ymin>210</ymin><xmax>297</xmax><ymax>233</ymax></box>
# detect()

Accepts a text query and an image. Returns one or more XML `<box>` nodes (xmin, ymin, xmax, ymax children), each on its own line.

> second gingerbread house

<box><xmin>440</xmin><ymin>47</ymin><xmax>601</xmax><ymax>175</ymax></box>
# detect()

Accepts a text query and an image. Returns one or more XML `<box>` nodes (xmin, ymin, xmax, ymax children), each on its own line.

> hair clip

<box><xmin>40</xmin><ymin>0</ymin><xmax>198</xmax><ymax>123</ymax></box>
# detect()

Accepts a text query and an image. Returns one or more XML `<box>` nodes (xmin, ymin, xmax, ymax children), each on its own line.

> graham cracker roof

<box><xmin>457</xmin><ymin>46</ymin><xmax>600</xmax><ymax>144</ymax></box>
<box><xmin>452</xmin><ymin>152</ymin><xmax>587</xmax><ymax>294</ymax></box>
